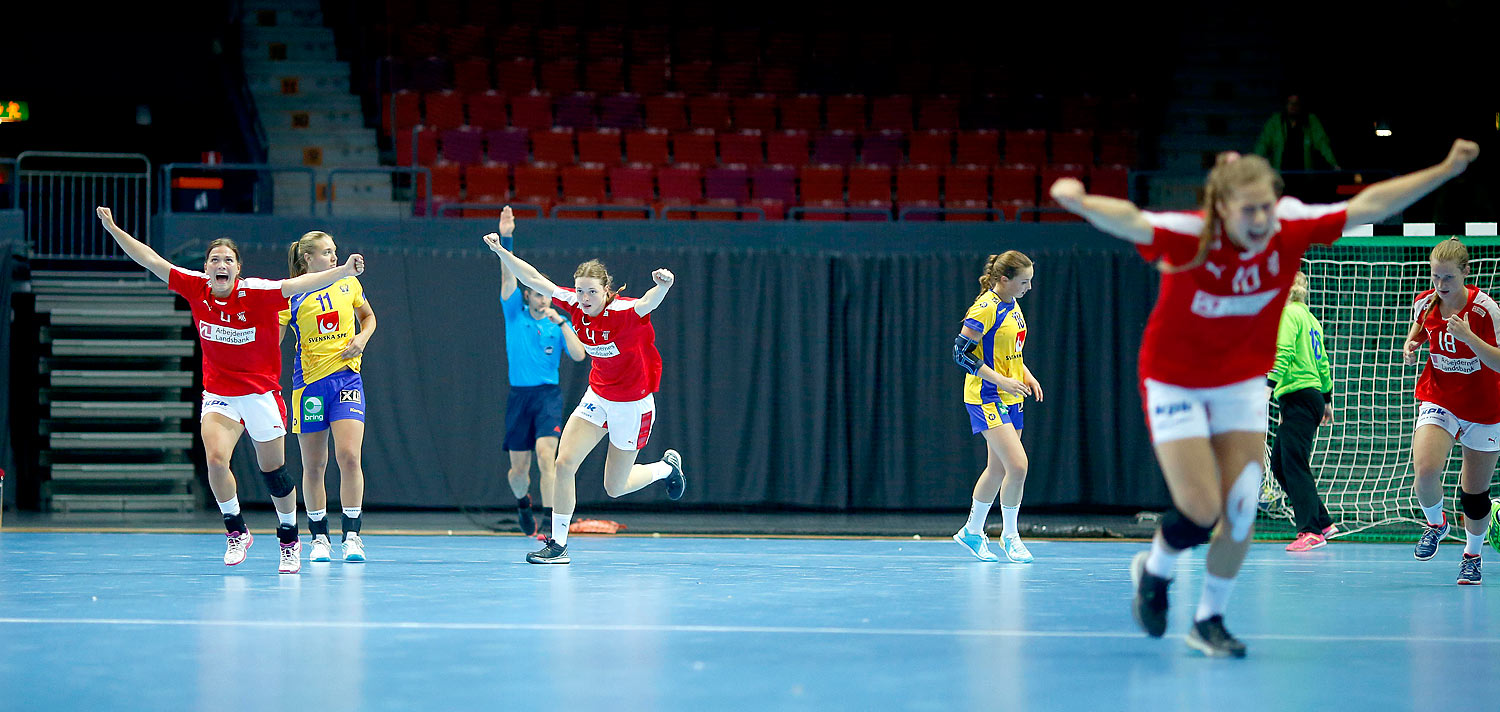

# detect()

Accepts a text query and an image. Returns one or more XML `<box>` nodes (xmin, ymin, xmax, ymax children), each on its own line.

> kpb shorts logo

<box><xmin>584</xmin><ymin>403</ymin><xmax>598</xmax><ymax>412</ymax></box>
<box><xmin>303</xmin><ymin>396</ymin><xmax>325</xmax><ymax>422</ymax></box>
<box><xmin>339</xmin><ymin>389</ymin><xmax>362</xmax><ymax>404</ymax></box>
<box><xmin>204</xmin><ymin>398</ymin><xmax>228</xmax><ymax>408</ymax></box>
<box><xmin>1154</xmin><ymin>402</ymin><xmax>1192</xmax><ymax>417</ymax></box>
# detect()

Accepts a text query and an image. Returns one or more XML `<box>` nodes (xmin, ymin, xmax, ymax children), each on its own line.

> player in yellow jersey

<box><xmin>281</xmin><ymin>231</ymin><xmax>378</xmax><ymax>563</ymax></box>
<box><xmin>951</xmin><ymin>251</ymin><xmax>1042</xmax><ymax>563</ymax></box>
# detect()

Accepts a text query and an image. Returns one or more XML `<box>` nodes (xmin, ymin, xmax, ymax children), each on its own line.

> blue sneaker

<box><xmin>1458</xmin><ymin>554</ymin><xmax>1482</xmax><ymax>585</ymax></box>
<box><xmin>1000</xmin><ymin>534</ymin><xmax>1034</xmax><ymax>563</ymax></box>
<box><xmin>1415</xmin><ymin>521</ymin><xmax>1450</xmax><ymax>561</ymax></box>
<box><xmin>952</xmin><ymin>527</ymin><xmax>1000</xmax><ymax>562</ymax></box>
<box><xmin>662</xmin><ymin>449</ymin><xmax>686</xmax><ymax>501</ymax></box>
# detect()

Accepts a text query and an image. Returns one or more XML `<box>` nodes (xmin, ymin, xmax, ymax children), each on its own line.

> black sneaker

<box><xmin>1130</xmin><ymin>551</ymin><xmax>1170</xmax><ymax>638</ymax></box>
<box><xmin>1415</xmin><ymin>521</ymin><xmax>1449</xmax><ymax>561</ymax></box>
<box><xmin>1186</xmin><ymin>615</ymin><xmax>1247</xmax><ymax>658</ymax></box>
<box><xmin>526</xmin><ymin>538</ymin><xmax>570</xmax><ymax>565</ymax></box>
<box><xmin>662</xmin><ymin>449</ymin><xmax>686</xmax><ymax>501</ymax></box>
<box><xmin>517</xmin><ymin>495</ymin><xmax>537</xmax><ymax>536</ymax></box>
<box><xmin>1458</xmin><ymin>553</ymin><xmax>1482</xmax><ymax>585</ymax></box>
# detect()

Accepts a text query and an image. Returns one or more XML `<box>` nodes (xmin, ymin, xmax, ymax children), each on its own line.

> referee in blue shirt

<box><xmin>497</xmin><ymin>212</ymin><xmax>585</xmax><ymax>534</ymax></box>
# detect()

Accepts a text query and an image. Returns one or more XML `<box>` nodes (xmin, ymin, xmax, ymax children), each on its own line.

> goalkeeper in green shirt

<box><xmin>1268</xmin><ymin>272</ymin><xmax>1338</xmax><ymax>551</ymax></box>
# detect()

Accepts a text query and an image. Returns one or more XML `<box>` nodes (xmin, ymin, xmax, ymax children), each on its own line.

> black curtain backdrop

<box><xmin>0</xmin><ymin>232</ymin><xmax>21</xmax><ymax>508</ymax></box>
<box><xmin>214</xmin><ymin>234</ymin><xmax>1168</xmax><ymax>511</ymax></box>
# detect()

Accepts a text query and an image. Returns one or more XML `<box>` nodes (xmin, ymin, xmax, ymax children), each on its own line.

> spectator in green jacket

<box><xmin>1254</xmin><ymin>94</ymin><xmax>1340</xmax><ymax>171</ymax></box>
<box><xmin>1269</xmin><ymin>272</ymin><xmax>1338</xmax><ymax>551</ymax></box>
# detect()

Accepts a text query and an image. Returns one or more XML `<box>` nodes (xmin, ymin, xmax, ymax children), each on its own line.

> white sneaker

<box><xmin>278</xmin><ymin>541</ymin><xmax>302</xmax><ymax>574</ymax></box>
<box><xmin>309</xmin><ymin>535</ymin><xmax>332</xmax><ymax>562</ymax></box>
<box><xmin>342</xmin><ymin>532</ymin><xmax>366</xmax><ymax>562</ymax></box>
<box><xmin>223</xmin><ymin>531</ymin><xmax>252</xmax><ymax>566</ymax></box>
<box><xmin>1000</xmin><ymin>534</ymin><xmax>1034</xmax><ymax>563</ymax></box>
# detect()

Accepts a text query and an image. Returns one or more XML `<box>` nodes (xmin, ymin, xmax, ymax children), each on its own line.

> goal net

<box><xmin>1258</xmin><ymin>236</ymin><xmax>1500</xmax><ymax>541</ymax></box>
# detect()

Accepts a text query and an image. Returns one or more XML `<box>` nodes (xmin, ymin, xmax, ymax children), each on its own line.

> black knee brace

<box><xmin>1160</xmin><ymin>508</ymin><xmax>1216</xmax><ymax>550</ymax></box>
<box><xmin>1460</xmin><ymin>488</ymin><xmax>1493</xmax><ymax>521</ymax></box>
<box><xmin>260</xmin><ymin>465</ymin><xmax>295</xmax><ymax>498</ymax></box>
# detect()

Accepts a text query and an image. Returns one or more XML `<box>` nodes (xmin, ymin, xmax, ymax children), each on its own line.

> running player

<box><xmin>96</xmin><ymin>207</ymin><xmax>366</xmax><ymax>574</ymax></box>
<box><xmin>481</xmin><ymin>208</ymin><xmax>685</xmax><ymax>564</ymax></box>
<box><xmin>1403</xmin><ymin>238</ymin><xmax>1498</xmax><ymax>584</ymax></box>
<box><xmin>951</xmin><ymin>251</ymin><xmax>1043</xmax><ymax>563</ymax></box>
<box><xmin>1049</xmin><ymin>139</ymin><xmax>1479</xmax><ymax>656</ymax></box>
<box><xmin>494</xmin><ymin>210</ymin><xmax>586</xmax><ymax>536</ymax></box>
<box><xmin>282</xmin><ymin>231</ymin><xmax>377</xmax><ymax>563</ymax></box>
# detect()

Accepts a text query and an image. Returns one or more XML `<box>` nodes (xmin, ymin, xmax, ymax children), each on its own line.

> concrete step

<box><xmin>50</xmin><ymin>401</ymin><xmax>196</xmax><ymax>419</ymax></box>
<box><xmin>254</xmin><ymin>94</ymin><xmax>363</xmax><ymax>114</ymax></box>
<box><xmin>242</xmin><ymin>35</ymin><xmax>336</xmax><ymax>63</ymax></box>
<box><xmin>50</xmin><ymin>463</ymin><xmax>196</xmax><ymax>484</ymax></box>
<box><xmin>49</xmin><ymin>339</ymin><xmax>195</xmax><ymax>357</ymax></box>
<box><xmin>36</xmin><ymin>294</ymin><xmax>180</xmax><ymax>312</ymax></box>
<box><xmin>244</xmin><ymin>25</ymin><xmax>336</xmax><ymax>46</ymax></box>
<box><xmin>49</xmin><ymin>370</ymin><xmax>195</xmax><ymax>388</ymax></box>
<box><xmin>49</xmin><ymin>432</ymin><xmax>196</xmax><ymax>451</ymax></box>
<box><xmin>265</xmin><ymin>127</ymin><xmax>378</xmax><ymax>148</ymax></box>
<box><xmin>31</xmin><ymin>277</ymin><xmax>162</xmax><ymax>295</ymax></box>
<box><xmin>44</xmin><ymin>307</ymin><xmax>191</xmax><ymax>328</ymax></box>
<box><xmin>48</xmin><ymin>494</ymin><xmax>198</xmax><ymax>514</ymax></box>
<box><xmin>247</xmin><ymin>71</ymin><xmax>351</xmax><ymax>97</ymax></box>
<box><xmin>262</xmin><ymin>107</ymin><xmax>368</xmax><ymax>133</ymax></box>
<box><xmin>269</xmin><ymin>144</ymin><xmax>382</xmax><ymax>169</ymax></box>
<box><xmin>242</xmin><ymin>6</ymin><xmax>324</xmax><ymax>28</ymax></box>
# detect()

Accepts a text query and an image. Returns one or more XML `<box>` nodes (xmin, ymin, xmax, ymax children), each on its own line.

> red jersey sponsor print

<box><xmin>168</xmin><ymin>267</ymin><xmax>288</xmax><ymax>396</ymax></box>
<box><xmin>317</xmin><ymin>311</ymin><xmax>340</xmax><ymax>334</ymax></box>
<box><xmin>1135</xmin><ymin>197</ymin><xmax>1347</xmax><ymax>388</ymax></box>
<box><xmin>1413</xmin><ymin>286</ymin><xmax>1500</xmax><ymax>423</ymax></box>
<box><xmin>552</xmin><ymin>287</ymin><xmax>662</xmax><ymax>401</ymax></box>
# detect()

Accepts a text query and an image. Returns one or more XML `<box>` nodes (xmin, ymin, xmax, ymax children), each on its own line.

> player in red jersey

<box><xmin>96</xmin><ymin>207</ymin><xmax>365</xmax><ymax>574</ymax></box>
<box><xmin>1050</xmin><ymin>139</ymin><xmax>1479</xmax><ymax>656</ymax></box>
<box><xmin>1402</xmin><ymin>238</ymin><xmax>1498</xmax><ymax>584</ymax></box>
<box><xmin>482</xmin><ymin>207</ymin><xmax>685</xmax><ymax>565</ymax></box>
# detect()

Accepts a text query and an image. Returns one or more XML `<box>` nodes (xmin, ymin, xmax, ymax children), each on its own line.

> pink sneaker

<box><xmin>1322</xmin><ymin>524</ymin><xmax>1339</xmax><ymax>538</ymax></box>
<box><xmin>1286</xmin><ymin>532</ymin><xmax>1327</xmax><ymax>552</ymax></box>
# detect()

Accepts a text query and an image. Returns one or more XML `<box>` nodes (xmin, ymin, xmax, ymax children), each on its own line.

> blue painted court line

<box><xmin>0</xmin><ymin>533</ymin><xmax>1494</xmax><ymax>711</ymax></box>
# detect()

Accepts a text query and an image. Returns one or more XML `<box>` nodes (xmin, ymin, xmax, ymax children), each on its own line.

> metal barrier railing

<box><xmin>661</xmin><ymin>205</ymin><xmax>766</xmax><ymax>221</ymax></box>
<box><xmin>326</xmin><ymin>167</ymin><xmax>431</xmax><ymax>217</ymax></box>
<box><xmin>17</xmin><ymin>151</ymin><xmax>151</xmax><ymax>260</ymax></box>
<box><xmin>1014</xmin><ymin>206</ymin><xmax>1081</xmax><ymax>223</ymax></box>
<box><xmin>551</xmin><ymin>204</ymin><xmax>657</xmax><ymax>219</ymax></box>
<box><xmin>897</xmin><ymin>206</ymin><xmax>1006</xmax><ymax>222</ymax></box>
<box><xmin>435</xmin><ymin>202</ymin><xmax>544</xmax><ymax>218</ymax></box>
<box><xmin>787</xmin><ymin>206</ymin><xmax>893</xmax><ymax>221</ymax></box>
<box><xmin>160</xmin><ymin>163</ymin><xmax>317</xmax><ymax>216</ymax></box>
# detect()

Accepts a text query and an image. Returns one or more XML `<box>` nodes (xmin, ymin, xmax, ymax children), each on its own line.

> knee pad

<box><xmin>1461</xmin><ymin>488</ymin><xmax>1493</xmax><ymax>521</ymax></box>
<box><xmin>1160</xmin><ymin>508</ymin><xmax>1216</xmax><ymax>550</ymax></box>
<box><xmin>1225</xmin><ymin>461</ymin><xmax>1263</xmax><ymax>542</ymax></box>
<box><xmin>260</xmin><ymin>465</ymin><xmax>295</xmax><ymax>498</ymax></box>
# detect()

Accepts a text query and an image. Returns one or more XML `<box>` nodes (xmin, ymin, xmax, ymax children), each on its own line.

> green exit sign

<box><xmin>0</xmin><ymin>101</ymin><xmax>29</xmax><ymax>123</ymax></box>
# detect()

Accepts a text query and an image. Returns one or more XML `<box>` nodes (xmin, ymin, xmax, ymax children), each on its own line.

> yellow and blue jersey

<box><xmin>961</xmin><ymin>291</ymin><xmax>1027</xmax><ymax>406</ymax></box>
<box><xmin>279</xmin><ymin>276</ymin><xmax>366</xmax><ymax>389</ymax></box>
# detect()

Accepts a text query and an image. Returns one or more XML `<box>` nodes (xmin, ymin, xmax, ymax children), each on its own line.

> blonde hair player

<box><xmin>1050</xmin><ymin>139</ymin><xmax>1479</xmax><ymax>657</ymax></box>
<box><xmin>482</xmin><ymin>207</ymin><xmax>686</xmax><ymax>564</ymax></box>
<box><xmin>280</xmin><ymin>231</ymin><xmax>378</xmax><ymax>563</ymax></box>
<box><xmin>951</xmin><ymin>251</ymin><xmax>1042</xmax><ymax>563</ymax></box>
<box><xmin>96</xmin><ymin>207</ymin><xmax>366</xmax><ymax>574</ymax></box>
<box><xmin>1402</xmin><ymin>238</ymin><xmax>1499</xmax><ymax>585</ymax></box>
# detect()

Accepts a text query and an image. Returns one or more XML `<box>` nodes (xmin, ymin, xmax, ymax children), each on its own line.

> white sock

<box><xmin>1145</xmin><ymin>537</ymin><xmax>1180</xmax><ymax>579</ymax></box>
<box><xmin>1195</xmin><ymin>573</ymin><xmax>1236</xmax><ymax>622</ymax></box>
<box><xmin>343</xmin><ymin>506</ymin><xmax>362</xmax><ymax>519</ymax></box>
<box><xmin>217</xmin><ymin>497</ymin><xmax>241</xmax><ymax>516</ymax></box>
<box><xmin>1001</xmin><ymin>505</ymin><xmax>1020</xmax><ymax>538</ymax></box>
<box><xmin>965</xmin><ymin>498</ymin><xmax>993</xmax><ymax>534</ymax></box>
<box><xmin>552</xmin><ymin>512</ymin><xmax>573</xmax><ymax>546</ymax></box>
<box><xmin>276</xmin><ymin>509</ymin><xmax>296</xmax><ymax>527</ymax></box>
<box><xmin>1466</xmin><ymin>528</ymin><xmax>1485</xmax><ymax>556</ymax></box>
<box><xmin>1421</xmin><ymin>502</ymin><xmax>1446</xmax><ymax>527</ymax></box>
<box><xmin>306</xmin><ymin>508</ymin><xmax>327</xmax><ymax>522</ymax></box>
<box><xmin>647</xmin><ymin>461</ymin><xmax>672</xmax><ymax>482</ymax></box>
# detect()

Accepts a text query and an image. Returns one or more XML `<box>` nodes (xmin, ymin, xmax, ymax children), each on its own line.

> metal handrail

<box><xmin>660</xmin><ymin>205</ymin><xmax>766</xmax><ymax>221</ymax></box>
<box><xmin>436</xmin><ymin>202</ymin><xmax>544</xmax><ymax>218</ymax></box>
<box><xmin>787</xmin><ymin>206</ymin><xmax>893</xmax><ymax>221</ymax></box>
<box><xmin>1014</xmin><ymin>206</ymin><xmax>1079</xmax><ymax>223</ymax></box>
<box><xmin>551</xmin><ymin>204</ymin><xmax>658</xmax><ymax>219</ymax></box>
<box><xmin>160</xmin><ymin>163</ymin><xmax>317</xmax><ymax>216</ymax></box>
<box><xmin>17</xmin><ymin>151</ymin><xmax>152</xmax><ymax>260</ymax></box>
<box><xmin>326</xmin><ymin>166</ymin><xmax>431</xmax><ymax>217</ymax></box>
<box><xmin>897</xmin><ymin>206</ymin><xmax>1006</xmax><ymax>222</ymax></box>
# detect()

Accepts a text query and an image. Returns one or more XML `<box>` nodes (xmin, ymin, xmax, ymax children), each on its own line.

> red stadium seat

<box><xmin>493</xmin><ymin>58</ymin><xmax>537</xmax><ymax>95</ymax></box>
<box><xmin>732</xmin><ymin>94</ymin><xmax>778</xmax><ymax>131</ymax></box>
<box><xmin>1004</xmin><ymin>129</ymin><xmax>1048</xmax><ymax>165</ymax></box>
<box><xmin>917</xmin><ymin>96</ymin><xmax>961</xmax><ymax>131</ymax></box>
<box><xmin>465</xmin><ymin>161</ymin><xmax>511</xmax><ymax>198</ymax></box>
<box><xmin>765</xmin><ymin>130</ymin><xmax>811</xmax><ymax>165</ymax></box>
<box><xmin>577</xmin><ymin>128</ymin><xmax>624</xmax><ymax>165</ymax></box>
<box><xmin>955</xmin><ymin>130</ymin><xmax>1000</xmax><ymax>165</ymax></box>
<box><xmin>561</xmin><ymin>162</ymin><xmax>609</xmax><ymax>203</ymax></box>
<box><xmin>798</xmin><ymin>164</ymin><xmax>845</xmax><ymax>204</ymax></box>
<box><xmin>778</xmin><ymin>94</ymin><xmax>822</xmax><ymax>131</ymax></box>
<box><xmin>1050</xmin><ymin>129</ymin><xmax>1095</xmax><ymax>166</ymax></box>
<box><xmin>513</xmin><ymin>162</ymin><xmax>561</xmax><ymax>202</ymax></box>
<box><xmin>896</xmin><ymin>164</ymin><xmax>941</xmax><ymax>206</ymax></box>
<box><xmin>908</xmin><ymin>130</ymin><xmax>953</xmax><ymax>166</ymax></box>
<box><xmin>381</xmin><ymin>90</ymin><xmax>420</xmax><ymax>136</ymax></box>
<box><xmin>687</xmin><ymin>94</ymin><xmax>732</xmax><ymax>130</ymax></box>
<box><xmin>423</xmin><ymin>91</ymin><xmax>465</xmax><ymax>131</ymax></box>
<box><xmin>825</xmin><ymin>94</ymin><xmax>868</xmax><ymax>131</ymax></box>
<box><xmin>531</xmin><ymin>127</ymin><xmax>577</xmax><ymax>165</ymax></box>
<box><xmin>672</xmin><ymin>61</ymin><xmax>715</xmax><ymax>94</ymax></box>
<box><xmin>625</xmin><ymin>128</ymin><xmax>671</xmax><ymax>165</ymax></box>
<box><xmin>431</xmin><ymin>160</ymin><xmax>463</xmax><ymax>201</ymax></box>
<box><xmin>657</xmin><ymin>164</ymin><xmax>705</xmax><ymax>203</ymax></box>
<box><xmin>1091</xmin><ymin>164</ymin><xmax>1130</xmax><ymax>199</ymax></box>
<box><xmin>583</xmin><ymin>58</ymin><xmax>625</xmax><ymax>94</ymax></box>
<box><xmin>453</xmin><ymin>59</ymin><xmax>491</xmax><ymax>93</ymax></box>
<box><xmin>643</xmin><ymin>93</ymin><xmax>687</xmax><ymax>131</ymax></box>
<box><xmin>466</xmin><ymin>91</ymin><xmax>508</xmax><ymax>130</ymax></box>
<box><xmin>629</xmin><ymin>60</ymin><xmax>669</xmax><ymax>95</ymax></box>
<box><xmin>718</xmin><ymin>130</ymin><xmax>764</xmax><ymax>166</ymax></box>
<box><xmin>871</xmin><ymin>95</ymin><xmax>914</xmax><ymax>131</ymax></box>
<box><xmin>538</xmin><ymin>59</ymin><xmax>580</xmax><ymax>94</ymax></box>
<box><xmin>396</xmin><ymin>126</ymin><xmax>438</xmax><ymax>166</ymax></box>
<box><xmin>847</xmin><ymin>165</ymin><xmax>893</xmax><ymax>204</ymax></box>
<box><xmin>671</xmin><ymin>129</ymin><xmax>718</xmax><ymax>165</ymax></box>
<box><xmin>992</xmin><ymin>164</ymin><xmax>1039</xmax><ymax>204</ymax></box>
<box><xmin>608</xmin><ymin>163</ymin><xmax>657</xmax><ymax>202</ymax></box>
<box><xmin>943</xmin><ymin>164</ymin><xmax>990</xmax><ymax>205</ymax></box>
<box><xmin>508</xmin><ymin>92</ymin><xmax>553</xmax><ymax>130</ymax></box>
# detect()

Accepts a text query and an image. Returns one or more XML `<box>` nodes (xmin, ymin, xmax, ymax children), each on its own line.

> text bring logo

<box><xmin>303</xmin><ymin>396</ymin><xmax>325</xmax><ymax>422</ymax></box>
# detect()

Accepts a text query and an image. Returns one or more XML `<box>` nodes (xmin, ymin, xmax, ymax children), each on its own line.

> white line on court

<box><xmin>1</xmin><ymin>617</ymin><xmax>1496</xmax><ymax>644</ymax></box>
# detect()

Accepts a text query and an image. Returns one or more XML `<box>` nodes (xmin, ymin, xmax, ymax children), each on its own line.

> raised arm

<box><xmin>1049</xmin><ymin>178</ymin><xmax>1154</xmax><ymax>244</ymax></box>
<box><xmin>96</xmin><ymin>207</ymin><xmax>172</xmax><ymax>282</ymax></box>
<box><xmin>281</xmin><ymin>254</ymin><xmax>365</xmax><ymax>297</ymax></box>
<box><xmin>633</xmin><ymin>268</ymin><xmax>675</xmax><ymax>317</ymax></box>
<box><xmin>497</xmin><ymin>208</ymin><xmax>518</xmax><ymax>300</ymax></box>
<box><xmin>484</xmin><ymin>233</ymin><xmax>557</xmax><ymax>296</ymax></box>
<box><xmin>1345</xmin><ymin>139</ymin><xmax>1478</xmax><ymax>228</ymax></box>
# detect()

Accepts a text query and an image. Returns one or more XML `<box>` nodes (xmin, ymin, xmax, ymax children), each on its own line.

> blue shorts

<box><xmin>293</xmin><ymin>369</ymin><xmax>365</xmax><ymax>434</ymax></box>
<box><xmin>967</xmin><ymin>401</ymin><xmax>1023</xmax><ymax>434</ymax></box>
<box><xmin>504</xmin><ymin>384</ymin><xmax>563</xmax><ymax>451</ymax></box>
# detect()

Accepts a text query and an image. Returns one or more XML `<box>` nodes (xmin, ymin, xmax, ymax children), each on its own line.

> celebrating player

<box><xmin>282</xmin><ymin>231</ymin><xmax>377</xmax><ymax>563</ymax></box>
<box><xmin>951</xmin><ymin>251</ymin><xmax>1042</xmax><ymax>563</ymax></box>
<box><xmin>482</xmin><ymin>207</ymin><xmax>686</xmax><ymax>564</ymax></box>
<box><xmin>97</xmin><ymin>207</ymin><xmax>366</xmax><ymax>574</ymax></box>
<box><xmin>1403</xmin><ymin>238</ymin><xmax>1498</xmax><ymax>584</ymax></box>
<box><xmin>1050</xmin><ymin>139</ymin><xmax>1479</xmax><ymax>656</ymax></box>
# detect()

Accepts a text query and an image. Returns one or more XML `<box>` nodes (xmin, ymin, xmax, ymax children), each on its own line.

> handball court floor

<box><xmin>0</xmin><ymin>513</ymin><xmax>1495</xmax><ymax>711</ymax></box>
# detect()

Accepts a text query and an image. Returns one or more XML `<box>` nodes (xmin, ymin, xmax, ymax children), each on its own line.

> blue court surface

<box><xmin>0</xmin><ymin>533</ymin><xmax>1495</xmax><ymax>711</ymax></box>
